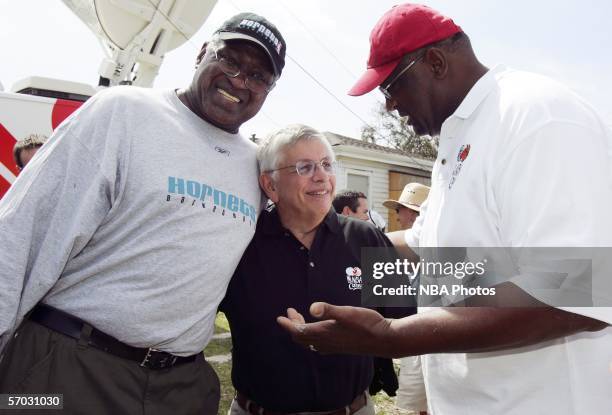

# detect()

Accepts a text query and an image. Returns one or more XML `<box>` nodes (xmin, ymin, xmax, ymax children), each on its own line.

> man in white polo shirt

<box><xmin>278</xmin><ymin>3</ymin><xmax>612</xmax><ymax>415</ymax></box>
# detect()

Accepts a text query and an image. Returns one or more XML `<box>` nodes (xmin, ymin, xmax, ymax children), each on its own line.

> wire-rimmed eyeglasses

<box><xmin>267</xmin><ymin>159</ymin><xmax>337</xmax><ymax>177</ymax></box>
<box><xmin>213</xmin><ymin>50</ymin><xmax>276</xmax><ymax>94</ymax></box>
<box><xmin>378</xmin><ymin>54</ymin><xmax>424</xmax><ymax>100</ymax></box>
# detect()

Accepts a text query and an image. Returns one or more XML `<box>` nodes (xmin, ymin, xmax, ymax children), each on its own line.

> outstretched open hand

<box><xmin>277</xmin><ymin>302</ymin><xmax>393</xmax><ymax>356</ymax></box>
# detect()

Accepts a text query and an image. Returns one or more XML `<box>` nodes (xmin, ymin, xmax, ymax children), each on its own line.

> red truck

<box><xmin>0</xmin><ymin>78</ymin><xmax>93</xmax><ymax>196</ymax></box>
<box><xmin>0</xmin><ymin>0</ymin><xmax>217</xmax><ymax>198</ymax></box>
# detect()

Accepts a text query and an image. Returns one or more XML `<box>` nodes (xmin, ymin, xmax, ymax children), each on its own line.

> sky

<box><xmin>1</xmin><ymin>0</ymin><xmax>611</xmax><ymax>139</ymax></box>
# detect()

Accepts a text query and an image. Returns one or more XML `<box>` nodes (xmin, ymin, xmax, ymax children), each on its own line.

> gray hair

<box><xmin>257</xmin><ymin>124</ymin><xmax>335</xmax><ymax>175</ymax></box>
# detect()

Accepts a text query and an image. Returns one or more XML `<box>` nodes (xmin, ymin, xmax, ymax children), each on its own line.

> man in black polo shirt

<box><xmin>220</xmin><ymin>124</ymin><xmax>413</xmax><ymax>414</ymax></box>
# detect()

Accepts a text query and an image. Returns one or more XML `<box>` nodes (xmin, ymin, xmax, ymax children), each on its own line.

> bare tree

<box><xmin>361</xmin><ymin>103</ymin><xmax>438</xmax><ymax>160</ymax></box>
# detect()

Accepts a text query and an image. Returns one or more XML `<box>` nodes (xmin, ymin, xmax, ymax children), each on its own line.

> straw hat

<box><xmin>383</xmin><ymin>182</ymin><xmax>430</xmax><ymax>212</ymax></box>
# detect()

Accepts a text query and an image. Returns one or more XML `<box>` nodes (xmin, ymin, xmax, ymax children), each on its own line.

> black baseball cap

<box><xmin>214</xmin><ymin>12</ymin><xmax>286</xmax><ymax>77</ymax></box>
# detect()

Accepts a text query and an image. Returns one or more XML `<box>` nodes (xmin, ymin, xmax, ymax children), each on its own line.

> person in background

<box><xmin>0</xmin><ymin>12</ymin><xmax>286</xmax><ymax>414</ymax></box>
<box><xmin>13</xmin><ymin>133</ymin><xmax>47</xmax><ymax>171</ymax></box>
<box><xmin>332</xmin><ymin>189</ymin><xmax>387</xmax><ymax>232</ymax></box>
<box><xmin>333</xmin><ymin>190</ymin><xmax>370</xmax><ymax>221</ymax></box>
<box><xmin>383</xmin><ymin>182</ymin><xmax>429</xmax><ymax>230</ymax></box>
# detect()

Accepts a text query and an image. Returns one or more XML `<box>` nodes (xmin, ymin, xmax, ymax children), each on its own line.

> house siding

<box><xmin>336</xmin><ymin>155</ymin><xmax>431</xmax><ymax>229</ymax></box>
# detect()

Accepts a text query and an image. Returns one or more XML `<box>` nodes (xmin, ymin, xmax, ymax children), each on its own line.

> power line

<box><xmin>152</xmin><ymin>0</ymin><xmax>431</xmax><ymax>169</ymax></box>
<box><xmin>285</xmin><ymin>55</ymin><xmax>374</xmax><ymax>131</ymax></box>
<box><xmin>261</xmin><ymin>111</ymin><xmax>282</xmax><ymax>128</ymax></box>
<box><xmin>284</xmin><ymin>55</ymin><xmax>430</xmax><ymax>169</ymax></box>
<box><xmin>277</xmin><ymin>1</ymin><xmax>359</xmax><ymax>80</ymax></box>
<box><xmin>256</xmin><ymin>2</ymin><xmax>430</xmax><ymax>168</ymax></box>
<box><xmin>172</xmin><ymin>0</ymin><xmax>370</xmax><ymax>140</ymax></box>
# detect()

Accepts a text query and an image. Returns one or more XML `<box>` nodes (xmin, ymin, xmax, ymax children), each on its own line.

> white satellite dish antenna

<box><xmin>62</xmin><ymin>0</ymin><xmax>218</xmax><ymax>87</ymax></box>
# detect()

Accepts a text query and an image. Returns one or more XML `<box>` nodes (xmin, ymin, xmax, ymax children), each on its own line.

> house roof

<box><xmin>324</xmin><ymin>131</ymin><xmax>434</xmax><ymax>171</ymax></box>
<box><xmin>324</xmin><ymin>131</ymin><xmax>422</xmax><ymax>157</ymax></box>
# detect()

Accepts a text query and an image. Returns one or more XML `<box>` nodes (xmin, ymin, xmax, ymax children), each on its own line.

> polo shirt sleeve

<box><xmin>493</xmin><ymin>119</ymin><xmax>612</xmax><ymax>324</ymax></box>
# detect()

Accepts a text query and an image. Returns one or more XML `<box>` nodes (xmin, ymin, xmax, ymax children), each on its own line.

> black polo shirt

<box><xmin>220</xmin><ymin>207</ymin><xmax>413</xmax><ymax>412</ymax></box>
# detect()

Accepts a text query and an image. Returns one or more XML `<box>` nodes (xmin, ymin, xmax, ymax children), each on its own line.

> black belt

<box><xmin>29</xmin><ymin>304</ymin><xmax>198</xmax><ymax>370</ymax></box>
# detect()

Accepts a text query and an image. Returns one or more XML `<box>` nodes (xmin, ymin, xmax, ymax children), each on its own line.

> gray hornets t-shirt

<box><xmin>0</xmin><ymin>87</ymin><xmax>261</xmax><ymax>355</ymax></box>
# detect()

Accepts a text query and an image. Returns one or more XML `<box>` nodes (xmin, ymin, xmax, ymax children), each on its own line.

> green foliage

<box><xmin>214</xmin><ymin>312</ymin><xmax>231</xmax><ymax>333</ymax></box>
<box><xmin>207</xmin><ymin>313</ymin><xmax>234</xmax><ymax>414</ymax></box>
<box><xmin>204</xmin><ymin>337</ymin><xmax>232</xmax><ymax>358</ymax></box>
<box><xmin>210</xmin><ymin>360</ymin><xmax>234</xmax><ymax>415</ymax></box>
<box><xmin>362</xmin><ymin>103</ymin><xmax>438</xmax><ymax>160</ymax></box>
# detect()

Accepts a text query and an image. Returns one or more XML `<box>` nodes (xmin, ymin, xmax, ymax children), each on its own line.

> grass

<box><xmin>206</xmin><ymin>313</ymin><xmax>411</xmax><ymax>415</ymax></box>
<box><xmin>210</xmin><ymin>360</ymin><xmax>234</xmax><ymax>415</ymax></box>
<box><xmin>372</xmin><ymin>392</ymin><xmax>413</xmax><ymax>415</ymax></box>
<box><xmin>205</xmin><ymin>337</ymin><xmax>232</xmax><ymax>357</ymax></box>
<box><xmin>214</xmin><ymin>312</ymin><xmax>230</xmax><ymax>333</ymax></box>
<box><xmin>205</xmin><ymin>313</ymin><xmax>234</xmax><ymax>415</ymax></box>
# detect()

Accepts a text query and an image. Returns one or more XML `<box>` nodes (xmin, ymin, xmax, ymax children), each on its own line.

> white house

<box><xmin>325</xmin><ymin>132</ymin><xmax>433</xmax><ymax>232</ymax></box>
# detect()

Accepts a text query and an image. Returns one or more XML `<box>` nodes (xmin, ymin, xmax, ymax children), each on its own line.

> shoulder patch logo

<box><xmin>449</xmin><ymin>144</ymin><xmax>471</xmax><ymax>190</ymax></box>
<box><xmin>345</xmin><ymin>267</ymin><xmax>362</xmax><ymax>290</ymax></box>
<box><xmin>457</xmin><ymin>144</ymin><xmax>471</xmax><ymax>162</ymax></box>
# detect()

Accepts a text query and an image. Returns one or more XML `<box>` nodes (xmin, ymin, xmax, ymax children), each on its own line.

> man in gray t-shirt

<box><xmin>0</xmin><ymin>12</ymin><xmax>286</xmax><ymax>414</ymax></box>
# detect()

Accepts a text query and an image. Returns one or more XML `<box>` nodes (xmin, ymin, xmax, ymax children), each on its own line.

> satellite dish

<box><xmin>63</xmin><ymin>0</ymin><xmax>216</xmax><ymax>51</ymax></box>
<box><xmin>61</xmin><ymin>0</ymin><xmax>218</xmax><ymax>86</ymax></box>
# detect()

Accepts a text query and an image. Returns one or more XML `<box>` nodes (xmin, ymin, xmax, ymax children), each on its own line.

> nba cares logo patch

<box><xmin>345</xmin><ymin>267</ymin><xmax>362</xmax><ymax>290</ymax></box>
<box><xmin>449</xmin><ymin>144</ymin><xmax>471</xmax><ymax>190</ymax></box>
<box><xmin>457</xmin><ymin>144</ymin><xmax>471</xmax><ymax>162</ymax></box>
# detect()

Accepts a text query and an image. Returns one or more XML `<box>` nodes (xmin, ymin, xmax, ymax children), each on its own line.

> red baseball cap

<box><xmin>348</xmin><ymin>3</ymin><xmax>462</xmax><ymax>96</ymax></box>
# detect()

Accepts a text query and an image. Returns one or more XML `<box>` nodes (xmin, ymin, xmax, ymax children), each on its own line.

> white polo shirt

<box><xmin>406</xmin><ymin>65</ymin><xmax>612</xmax><ymax>414</ymax></box>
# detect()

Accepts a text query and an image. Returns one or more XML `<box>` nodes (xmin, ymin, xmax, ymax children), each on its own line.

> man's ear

<box><xmin>259</xmin><ymin>173</ymin><xmax>279</xmax><ymax>203</ymax></box>
<box><xmin>341</xmin><ymin>206</ymin><xmax>352</xmax><ymax>216</ymax></box>
<box><xmin>196</xmin><ymin>42</ymin><xmax>208</xmax><ymax>67</ymax></box>
<box><xmin>424</xmin><ymin>47</ymin><xmax>448</xmax><ymax>79</ymax></box>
